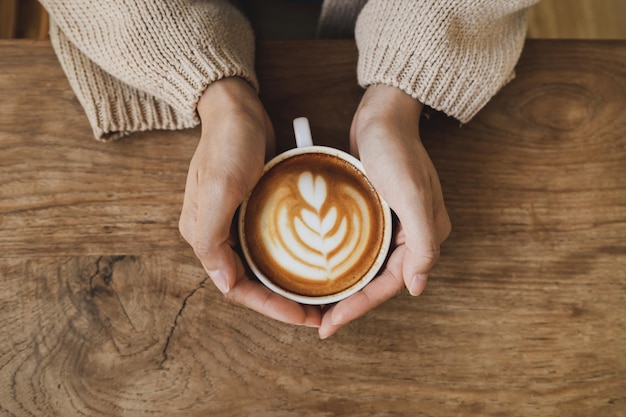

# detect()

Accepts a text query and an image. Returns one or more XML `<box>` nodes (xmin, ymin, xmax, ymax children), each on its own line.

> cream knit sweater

<box><xmin>40</xmin><ymin>0</ymin><xmax>538</xmax><ymax>141</ymax></box>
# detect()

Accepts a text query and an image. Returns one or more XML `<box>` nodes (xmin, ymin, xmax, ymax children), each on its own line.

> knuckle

<box><xmin>419</xmin><ymin>244</ymin><xmax>441</xmax><ymax>266</ymax></box>
<box><xmin>434</xmin><ymin>207</ymin><xmax>452</xmax><ymax>243</ymax></box>
<box><xmin>192</xmin><ymin>238</ymin><xmax>214</xmax><ymax>260</ymax></box>
<box><xmin>443</xmin><ymin>220</ymin><xmax>452</xmax><ymax>240</ymax></box>
<box><xmin>441</xmin><ymin>216</ymin><xmax>452</xmax><ymax>241</ymax></box>
<box><xmin>178</xmin><ymin>217</ymin><xmax>190</xmax><ymax>241</ymax></box>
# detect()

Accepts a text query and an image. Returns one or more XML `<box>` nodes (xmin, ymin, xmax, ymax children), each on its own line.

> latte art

<box><xmin>242</xmin><ymin>152</ymin><xmax>387</xmax><ymax>298</ymax></box>
<box><xmin>261</xmin><ymin>171</ymin><xmax>372</xmax><ymax>282</ymax></box>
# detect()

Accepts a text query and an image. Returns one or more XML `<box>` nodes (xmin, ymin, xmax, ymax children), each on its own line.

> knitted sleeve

<box><xmin>355</xmin><ymin>0</ymin><xmax>539</xmax><ymax>123</ymax></box>
<box><xmin>40</xmin><ymin>0</ymin><xmax>257</xmax><ymax>141</ymax></box>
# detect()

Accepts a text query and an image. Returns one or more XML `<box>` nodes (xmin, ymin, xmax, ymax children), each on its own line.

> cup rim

<box><xmin>238</xmin><ymin>145</ymin><xmax>393</xmax><ymax>305</ymax></box>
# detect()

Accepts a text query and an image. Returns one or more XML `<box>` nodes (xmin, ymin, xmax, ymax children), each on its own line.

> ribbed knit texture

<box><xmin>41</xmin><ymin>0</ymin><xmax>257</xmax><ymax>141</ymax></box>
<box><xmin>42</xmin><ymin>0</ymin><xmax>538</xmax><ymax>139</ymax></box>
<box><xmin>355</xmin><ymin>0</ymin><xmax>538</xmax><ymax>123</ymax></box>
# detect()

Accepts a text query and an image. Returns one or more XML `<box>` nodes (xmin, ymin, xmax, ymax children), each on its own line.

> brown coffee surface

<box><xmin>242</xmin><ymin>152</ymin><xmax>385</xmax><ymax>297</ymax></box>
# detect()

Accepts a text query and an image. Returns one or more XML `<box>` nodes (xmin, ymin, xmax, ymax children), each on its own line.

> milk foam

<box><xmin>260</xmin><ymin>171</ymin><xmax>372</xmax><ymax>282</ymax></box>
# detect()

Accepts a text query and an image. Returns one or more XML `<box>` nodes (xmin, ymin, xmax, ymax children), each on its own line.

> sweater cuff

<box><xmin>44</xmin><ymin>1</ymin><xmax>258</xmax><ymax>140</ymax></box>
<box><xmin>50</xmin><ymin>21</ymin><xmax>196</xmax><ymax>140</ymax></box>
<box><xmin>355</xmin><ymin>0</ymin><xmax>532</xmax><ymax>123</ymax></box>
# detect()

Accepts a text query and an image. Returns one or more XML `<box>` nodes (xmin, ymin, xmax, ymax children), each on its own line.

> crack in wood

<box><xmin>160</xmin><ymin>276</ymin><xmax>210</xmax><ymax>366</ymax></box>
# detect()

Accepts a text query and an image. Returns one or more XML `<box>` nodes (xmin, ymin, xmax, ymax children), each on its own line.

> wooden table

<box><xmin>1</xmin><ymin>39</ymin><xmax>625</xmax><ymax>416</ymax></box>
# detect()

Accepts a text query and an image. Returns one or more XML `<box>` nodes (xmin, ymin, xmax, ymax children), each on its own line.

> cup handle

<box><xmin>293</xmin><ymin>117</ymin><xmax>314</xmax><ymax>148</ymax></box>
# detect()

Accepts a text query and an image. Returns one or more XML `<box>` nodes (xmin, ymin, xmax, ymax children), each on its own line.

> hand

<box><xmin>179</xmin><ymin>77</ymin><xmax>321</xmax><ymax>328</ymax></box>
<box><xmin>319</xmin><ymin>84</ymin><xmax>451</xmax><ymax>338</ymax></box>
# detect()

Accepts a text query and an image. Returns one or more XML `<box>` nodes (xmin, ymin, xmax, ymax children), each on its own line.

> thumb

<box><xmin>395</xmin><ymin>196</ymin><xmax>440</xmax><ymax>297</ymax></box>
<box><xmin>192</xmin><ymin>177</ymin><xmax>246</xmax><ymax>294</ymax></box>
<box><xmin>402</xmin><ymin>242</ymin><xmax>439</xmax><ymax>296</ymax></box>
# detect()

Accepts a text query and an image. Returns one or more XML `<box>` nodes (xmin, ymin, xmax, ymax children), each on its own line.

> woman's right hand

<box><xmin>179</xmin><ymin>77</ymin><xmax>322</xmax><ymax>328</ymax></box>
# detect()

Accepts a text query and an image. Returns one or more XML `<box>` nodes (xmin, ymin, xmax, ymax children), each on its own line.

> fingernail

<box><xmin>409</xmin><ymin>274</ymin><xmax>427</xmax><ymax>296</ymax></box>
<box><xmin>303</xmin><ymin>317</ymin><xmax>321</xmax><ymax>328</ymax></box>
<box><xmin>319</xmin><ymin>326</ymin><xmax>340</xmax><ymax>339</ymax></box>
<box><xmin>210</xmin><ymin>269</ymin><xmax>230</xmax><ymax>294</ymax></box>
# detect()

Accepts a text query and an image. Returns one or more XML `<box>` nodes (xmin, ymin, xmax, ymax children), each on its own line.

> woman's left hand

<box><xmin>319</xmin><ymin>84</ymin><xmax>451</xmax><ymax>339</ymax></box>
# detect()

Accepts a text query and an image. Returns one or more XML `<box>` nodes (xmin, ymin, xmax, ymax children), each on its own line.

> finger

<box><xmin>407</xmin><ymin>210</ymin><xmax>450</xmax><ymax>297</ymax></box>
<box><xmin>431</xmin><ymin>174</ymin><xmax>452</xmax><ymax>245</ymax></box>
<box><xmin>226</xmin><ymin>270</ymin><xmax>322</xmax><ymax>328</ymax></box>
<box><xmin>348</xmin><ymin>104</ymin><xmax>361</xmax><ymax>158</ymax></box>
<box><xmin>203</xmin><ymin>216</ymin><xmax>321</xmax><ymax>327</ymax></box>
<box><xmin>193</xmin><ymin>174</ymin><xmax>246</xmax><ymax>293</ymax></box>
<box><xmin>403</xmin><ymin>188</ymin><xmax>451</xmax><ymax>296</ymax></box>
<box><xmin>435</xmin><ymin>207</ymin><xmax>452</xmax><ymax>244</ymax></box>
<box><xmin>318</xmin><ymin>246</ymin><xmax>406</xmax><ymax>339</ymax></box>
<box><xmin>355</xmin><ymin>131</ymin><xmax>441</xmax><ymax>293</ymax></box>
<box><xmin>391</xmin><ymin>186</ymin><xmax>440</xmax><ymax>295</ymax></box>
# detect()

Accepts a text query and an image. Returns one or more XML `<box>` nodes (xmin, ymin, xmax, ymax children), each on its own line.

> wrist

<box><xmin>352</xmin><ymin>84</ymin><xmax>423</xmax><ymax>140</ymax></box>
<box><xmin>197</xmin><ymin>77</ymin><xmax>263</xmax><ymax>127</ymax></box>
<box><xmin>359</xmin><ymin>84</ymin><xmax>423</xmax><ymax>120</ymax></box>
<box><xmin>196</xmin><ymin>77</ymin><xmax>275</xmax><ymax>159</ymax></box>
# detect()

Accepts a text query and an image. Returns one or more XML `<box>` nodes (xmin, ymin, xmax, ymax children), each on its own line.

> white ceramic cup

<box><xmin>238</xmin><ymin>117</ymin><xmax>392</xmax><ymax>305</ymax></box>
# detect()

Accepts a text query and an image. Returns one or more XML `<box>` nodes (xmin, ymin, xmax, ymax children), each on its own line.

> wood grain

<box><xmin>1</xmin><ymin>39</ymin><xmax>626</xmax><ymax>416</ymax></box>
<box><xmin>0</xmin><ymin>42</ymin><xmax>192</xmax><ymax>255</ymax></box>
<box><xmin>528</xmin><ymin>0</ymin><xmax>626</xmax><ymax>39</ymax></box>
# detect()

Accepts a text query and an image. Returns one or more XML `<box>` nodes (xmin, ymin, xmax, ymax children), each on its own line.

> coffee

<box><xmin>241</xmin><ymin>151</ymin><xmax>387</xmax><ymax>298</ymax></box>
